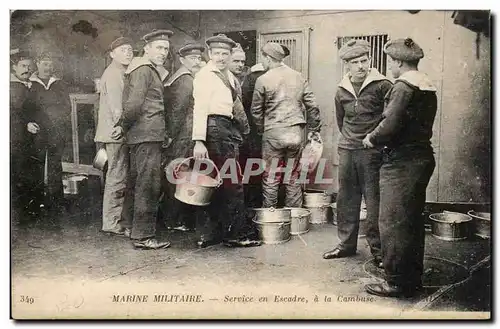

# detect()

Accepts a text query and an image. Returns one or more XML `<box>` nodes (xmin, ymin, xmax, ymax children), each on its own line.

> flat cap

<box><xmin>178</xmin><ymin>43</ymin><xmax>205</xmax><ymax>57</ymax></box>
<box><xmin>384</xmin><ymin>38</ymin><xmax>424</xmax><ymax>61</ymax></box>
<box><xmin>142</xmin><ymin>29</ymin><xmax>174</xmax><ymax>44</ymax></box>
<box><xmin>339</xmin><ymin>39</ymin><xmax>371</xmax><ymax>61</ymax></box>
<box><xmin>108</xmin><ymin>36</ymin><xmax>133</xmax><ymax>52</ymax></box>
<box><xmin>10</xmin><ymin>48</ymin><xmax>31</xmax><ymax>63</ymax></box>
<box><xmin>206</xmin><ymin>34</ymin><xmax>237</xmax><ymax>50</ymax></box>
<box><xmin>262</xmin><ymin>42</ymin><xmax>286</xmax><ymax>61</ymax></box>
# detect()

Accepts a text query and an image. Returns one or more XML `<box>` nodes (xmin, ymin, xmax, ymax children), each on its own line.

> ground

<box><xmin>10</xmin><ymin>178</ymin><xmax>491</xmax><ymax>319</ymax></box>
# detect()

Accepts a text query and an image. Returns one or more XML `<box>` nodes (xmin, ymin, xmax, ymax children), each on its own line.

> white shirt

<box><xmin>192</xmin><ymin>60</ymin><xmax>236</xmax><ymax>141</ymax></box>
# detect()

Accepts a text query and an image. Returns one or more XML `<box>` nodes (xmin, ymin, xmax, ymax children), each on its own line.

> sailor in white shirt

<box><xmin>191</xmin><ymin>34</ymin><xmax>260</xmax><ymax>249</ymax></box>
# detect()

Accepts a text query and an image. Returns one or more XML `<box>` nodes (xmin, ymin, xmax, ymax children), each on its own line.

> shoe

<box><xmin>196</xmin><ymin>238</ymin><xmax>222</xmax><ymax>249</ymax></box>
<box><xmin>102</xmin><ymin>228</ymin><xmax>129</xmax><ymax>237</ymax></box>
<box><xmin>322</xmin><ymin>247</ymin><xmax>356</xmax><ymax>259</ymax></box>
<box><xmin>365</xmin><ymin>281</ymin><xmax>420</xmax><ymax>298</ymax></box>
<box><xmin>133</xmin><ymin>238</ymin><xmax>171</xmax><ymax>250</ymax></box>
<box><xmin>223</xmin><ymin>238</ymin><xmax>262</xmax><ymax>248</ymax></box>
<box><xmin>373</xmin><ymin>256</ymin><xmax>384</xmax><ymax>269</ymax></box>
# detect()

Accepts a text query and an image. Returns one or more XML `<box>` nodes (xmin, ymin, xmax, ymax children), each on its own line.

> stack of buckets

<box><xmin>303</xmin><ymin>190</ymin><xmax>336</xmax><ymax>225</ymax></box>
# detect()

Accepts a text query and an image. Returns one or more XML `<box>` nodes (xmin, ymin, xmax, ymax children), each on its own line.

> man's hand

<box><xmin>362</xmin><ymin>135</ymin><xmax>374</xmax><ymax>148</ymax></box>
<box><xmin>111</xmin><ymin>126</ymin><xmax>123</xmax><ymax>140</ymax></box>
<box><xmin>27</xmin><ymin>122</ymin><xmax>40</xmax><ymax>134</ymax></box>
<box><xmin>193</xmin><ymin>141</ymin><xmax>208</xmax><ymax>159</ymax></box>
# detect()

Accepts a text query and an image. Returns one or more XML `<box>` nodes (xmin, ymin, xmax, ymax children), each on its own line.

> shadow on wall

<box><xmin>448</xmin><ymin>66</ymin><xmax>491</xmax><ymax>203</ymax></box>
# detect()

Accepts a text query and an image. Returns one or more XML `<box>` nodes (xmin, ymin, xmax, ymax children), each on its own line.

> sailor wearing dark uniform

<box><xmin>363</xmin><ymin>38</ymin><xmax>438</xmax><ymax>297</ymax></box>
<box><xmin>161</xmin><ymin>42</ymin><xmax>206</xmax><ymax>233</ymax></box>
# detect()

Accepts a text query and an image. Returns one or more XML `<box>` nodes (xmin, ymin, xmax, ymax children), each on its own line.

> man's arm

<box><xmin>368</xmin><ymin>82</ymin><xmax>412</xmax><ymax>145</ymax></box>
<box><xmin>302</xmin><ymin>80</ymin><xmax>321</xmax><ymax>132</ymax></box>
<box><xmin>192</xmin><ymin>72</ymin><xmax>212</xmax><ymax>142</ymax></box>
<box><xmin>334</xmin><ymin>92</ymin><xmax>345</xmax><ymax>133</ymax></box>
<box><xmin>116</xmin><ymin>66</ymin><xmax>151</xmax><ymax>131</ymax></box>
<box><xmin>167</xmin><ymin>76</ymin><xmax>192</xmax><ymax>139</ymax></box>
<box><xmin>103</xmin><ymin>70</ymin><xmax>126</xmax><ymax>125</ymax></box>
<box><xmin>250</xmin><ymin>77</ymin><xmax>265</xmax><ymax>135</ymax></box>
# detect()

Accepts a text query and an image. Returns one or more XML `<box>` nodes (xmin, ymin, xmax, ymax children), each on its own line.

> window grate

<box><xmin>258</xmin><ymin>29</ymin><xmax>310</xmax><ymax>79</ymax></box>
<box><xmin>337</xmin><ymin>34</ymin><xmax>389</xmax><ymax>76</ymax></box>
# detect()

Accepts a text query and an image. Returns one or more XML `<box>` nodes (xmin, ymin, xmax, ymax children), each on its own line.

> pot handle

<box><xmin>174</xmin><ymin>156</ymin><xmax>222</xmax><ymax>187</ymax></box>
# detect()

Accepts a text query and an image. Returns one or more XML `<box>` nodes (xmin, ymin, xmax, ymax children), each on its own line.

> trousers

<box><xmin>261</xmin><ymin>125</ymin><xmax>304</xmax><ymax>208</ymax></box>
<box><xmin>336</xmin><ymin>148</ymin><xmax>382</xmax><ymax>256</ymax></box>
<box><xmin>200</xmin><ymin>115</ymin><xmax>254</xmax><ymax>241</ymax></box>
<box><xmin>379</xmin><ymin>146</ymin><xmax>435</xmax><ymax>287</ymax></box>
<box><xmin>122</xmin><ymin>142</ymin><xmax>162</xmax><ymax>240</ymax></box>
<box><xmin>101</xmin><ymin>143</ymin><xmax>130</xmax><ymax>231</ymax></box>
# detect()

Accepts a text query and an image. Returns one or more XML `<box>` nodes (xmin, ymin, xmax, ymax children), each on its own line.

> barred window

<box><xmin>258</xmin><ymin>28</ymin><xmax>311</xmax><ymax>79</ymax></box>
<box><xmin>337</xmin><ymin>34</ymin><xmax>389</xmax><ymax>75</ymax></box>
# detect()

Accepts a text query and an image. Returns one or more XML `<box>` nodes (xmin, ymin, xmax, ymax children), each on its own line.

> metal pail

<box><xmin>253</xmin><ymin>219</ymin><xmax>291</xmax><ymax>244</ymax></box>
<box><xmin>285</xmin><ymin>208</ymin><xmax>311</xmax><ymax>235</ymax></box>
<box><xmin>173</xmin><ymin>157</ymin><xmax>222</xmax><ymax>206</ymax></box>
<box><xmin>467</xmin><ymin>211</ymin><xmax>491</xmax><ymax>239</ymax></box>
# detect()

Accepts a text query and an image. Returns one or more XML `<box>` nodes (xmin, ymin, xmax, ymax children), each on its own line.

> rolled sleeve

<box><xmin>192</xmin><ymin>73</ymin><xmax>212</xmax><ymax>141</ymax></box>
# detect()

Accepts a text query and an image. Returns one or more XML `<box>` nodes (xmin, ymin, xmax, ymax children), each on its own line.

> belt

<box><xmin>208</xmin><ymin>114</ymin><xmax>234</xmax><ymax>125</ymax></box>
<box><xmin>208</xmin><ymin>114</ymin><xmax>233</xmax><ymax>120</ymax></box>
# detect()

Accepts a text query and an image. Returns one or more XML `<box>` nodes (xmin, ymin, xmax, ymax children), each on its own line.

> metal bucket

<box><xmin>63</xmin><ymin>174</ymin><xmax>88</xmax><ymax>195</ymax></box>
<box><xmin>303</xmin><ymin>189</ymin><xmax>333</xmax><ymax>207</ymax></box>
<box><xmin>253</xmin><ymin>207</ymin><xmax>291</xmax><ymax>223</ymax></box>
<box><xmin>174</xmin><ymin>157</ymin><xmax>222</xmax><ymax>206</ymax></box>
<box><xmin>253</xmin><ymin>219</ymin><xmax>291</xmax><ymax>244</ymax></box>
<box><xmin>92</xmin><ymin>148</ymin><xmax>108</xmax><ymax>171</ymax></box>
<box><xmin>285</xmin><ymin>208</ymin><xmax>311</xmax><ymax>235</ymax></box>
<box><xmin>429</xmin><ymin>212</ymin><xmax>472</xmax><ymax>241</ymax></box>
<box><xmin>467</xmin><ymin>211</ymin><xmax>491</xmax><ymax>239</ymax></box>
<box><xmin>305</xmin><ymin>203</ymin><xmax>335</xmax><ymax>224</ymax></box>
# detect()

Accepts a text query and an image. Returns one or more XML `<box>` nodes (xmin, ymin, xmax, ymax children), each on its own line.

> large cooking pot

<box><xmin>253</xmin><ymin>218</ymin><xmax>291</xmax><ymax>244</ymax></box>
<box><xmin>429</xmin><ymin>212</ymin><xmax>472</xmax><ymax>241</ymax></box>
<box><xmin>303</xmin><ymin>189</ymin><xmax>333</xmax><ymax>207</ymax></box>
<box><xmin>252</xmin><ymin>207</ymin><xmax>291</xmax><ymax>223</ymax></box>
<box><xmin>285</xmin><ymin>208</ymin><xmax>311</xmax><ymax>235</ymax></box>
<box><xmin>467</xmin><ymin>211</ymin><xmax>491</xmax><ymax>239</ymax></box>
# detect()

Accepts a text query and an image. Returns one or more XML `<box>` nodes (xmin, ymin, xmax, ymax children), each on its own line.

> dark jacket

<box><xmin>334</xmin><ymin>68</ymin><xmax>393</xmax><ymax>150</ymax></box>
<box><xmin>241</xmin><ymin>64</ymin><xmax>267</xmax><ymax>154</ymax></box>
<box><xmin>29</xmin><ymin>74</ymin><xmax>71</xmax><ymax>147</ymax></box>
<box><xmin>119</xmin><ymin>57</ymin><xmax>168</xmax><ymax>144</ymax></box>
<box><xmin>251</xmin><ymin>64</ymin><xmax>321</xmax><ymax>134</ymax></box>
<box><xmin>368</xmin><ymin>70</ymin><xmax>438</xmax><ymax>150</ymax></box>
<box><xmin>10</xmin><ymin>75</ymin><xmax>33</xmax><ymax>152</ymax></box>
<box><xmin>163</xmin><ymin>65</ymin><xmax>195</xmax><ymax>158</ymax></box>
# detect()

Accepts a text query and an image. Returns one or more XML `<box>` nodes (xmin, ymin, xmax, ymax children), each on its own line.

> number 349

<box><xmin>19</xmin><ymin>296</ymin><xmax>35</xmax><ymax>304</ymax></box>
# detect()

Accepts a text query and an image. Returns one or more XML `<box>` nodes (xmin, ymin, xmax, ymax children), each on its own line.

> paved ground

<box><xmin>10</xmin><ymin>181</ymin><xmax>492</xmax><ymax>319</ymax></box>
